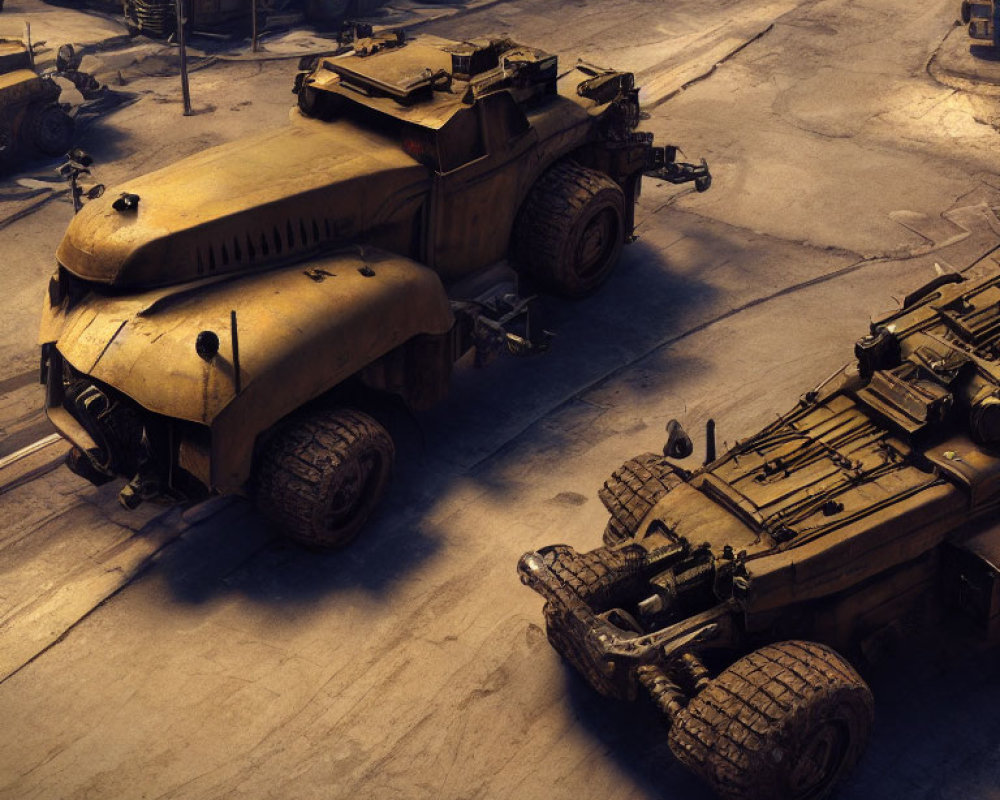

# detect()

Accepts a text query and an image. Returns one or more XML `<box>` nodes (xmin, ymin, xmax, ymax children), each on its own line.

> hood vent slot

<box><xmin>191</xmin><ymin>216</ymin><xmax>344</xmax><ymax>278</ymax></box>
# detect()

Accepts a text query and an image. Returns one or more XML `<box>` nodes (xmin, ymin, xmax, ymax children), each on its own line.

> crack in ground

<box><xmin>469</xmin><ymin>237</ymin><xmax>1000</xmax><ymax>472</ymax></box>
<box><xmin>0</xmin><ymin>565</ymin><xmax>150</xmax><ymax>687</ymax></box>
<box><xmin>0</xmin><ymin>498</ymin><xmax>270</xmax><ymax>685</ymax></box>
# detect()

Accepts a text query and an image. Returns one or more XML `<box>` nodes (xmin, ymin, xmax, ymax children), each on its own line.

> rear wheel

<box><xmin>513</xmin><ymin>161</ymin><xmax>625</xmax><ymax>297</ymax></box>
<box><xmin>668</xmin><ymin>641</ymin><xmax>873</xmax><ymax>800</ymax></box>
<box><xmin>254</xmin><ymin>408</ymin><xmax>394</xmax><ymax>548</ymax></box>
<box><xmin>29</xmin><ymin>104</ymin><xmax>74</xmax><ymax>157</ymax></box>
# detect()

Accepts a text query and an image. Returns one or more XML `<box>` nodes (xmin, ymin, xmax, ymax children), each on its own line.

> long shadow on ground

<box><xmin>148</xmin><ymin>233</ymin><xmax>719</xmax><ymax>606</ymax></box>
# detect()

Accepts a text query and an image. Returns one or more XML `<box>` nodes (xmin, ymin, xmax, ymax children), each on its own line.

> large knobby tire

<box><xmin>668</xmin><ymin>641</ymin><xmax>873</xmax><ymax>800</ymax></box>
<box><xmin>254</xmin><ymin>408</ymin><xmax>395</xmax><ymax>548</ymax></box>
<box><xmin>514</xmin><ymin>161</ymin><xmax>625</xmax><ymax>297</ymax></box>
<box><xmin>29</xmin><ymin>105</ymin><xmax>74</xmax><ymax>157</ymax></box>
<box><xmin>598</xmin><ymin>452</ymin><xmax>683</xmax><ymax>546</ymax></box>
<box><xmin>0</xmin><ymin>117</ymin><xmax>16</xmax><ymax>171</ymax></box>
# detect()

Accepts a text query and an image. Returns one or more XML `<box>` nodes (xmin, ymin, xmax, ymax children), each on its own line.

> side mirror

<box><xmin>663</xmin><ymin>419</ymin><xmax>693</xmax><ymax>459</ymax></box>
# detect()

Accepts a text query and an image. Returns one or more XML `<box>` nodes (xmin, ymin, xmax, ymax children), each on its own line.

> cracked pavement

<box><xmin>2</xmin><ymin>0</ymin><xmax>1000</xmax><ymax>797</ymax></box>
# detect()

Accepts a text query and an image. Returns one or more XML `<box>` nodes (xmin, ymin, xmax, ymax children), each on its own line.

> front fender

<box><xmin>42</xmin><ymin>247</ymin><xmax>453</xmax><ymax>490</ymax></box>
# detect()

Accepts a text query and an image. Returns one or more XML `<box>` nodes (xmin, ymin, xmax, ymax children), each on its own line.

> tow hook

<box><xmin>645</xmin><ymin>145</ymin><xmax>712</xmax><ymax>192</ymax></box>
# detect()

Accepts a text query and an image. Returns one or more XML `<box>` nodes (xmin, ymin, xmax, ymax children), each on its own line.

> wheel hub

<box><xmin>326</xmin><ymin>451</ymin><xmax>381</xmax><ymax>526</ymax></box>
<box><xmin>787</xmin><ymin>719</ymin><xmax>849</xmax><ymax>798</ymax></box>
<box><xmin>576</xmin><ymin>208</ymin><xmax>616</xmax><ymax>279</ymax></box>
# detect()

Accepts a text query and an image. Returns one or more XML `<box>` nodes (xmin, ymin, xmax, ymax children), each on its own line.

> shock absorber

<box><xmin>637</xmin><ymin>664</ymin><xmax>687</xmax><ymax>723</ymax></box>
<box><xmin>676</xmin><ymin>652</ymin><xmax>711</xmax><ymax>694</ymax></box>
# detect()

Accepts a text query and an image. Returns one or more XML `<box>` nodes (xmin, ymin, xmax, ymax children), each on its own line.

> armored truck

<box><xmin>39</xmin><ymin>33</ymin><xmax>710</xmax><ymax>548</ymax></box>
<box><xmin>0</xmin><ymin>39</ymin><xmax>74</xmax><ymax>169</ymax></box>
<box><xmin>519</xmin><ymin>267</ymin><xmax>1000</xmax><ymax>799</ymax></box>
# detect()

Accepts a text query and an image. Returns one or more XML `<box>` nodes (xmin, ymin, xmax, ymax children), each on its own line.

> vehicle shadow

<box><xmin>559</xmin><ymin>666</ymin><xmax>710</xmax><ymax>799</ymax></box>
<box><xmin>970</xmin><ymin>44</ymin><xmax>1000</xmax><ymax>62</ymax></box>
<box><xmin>844</xmin><ymin>628</ymin><xmax>1000</xmax><ymax>798</ymax></box>
<box><xmin>148</xmin><ymin>231</ymin><xmax>720</xmax><ymax>606</ymax></box>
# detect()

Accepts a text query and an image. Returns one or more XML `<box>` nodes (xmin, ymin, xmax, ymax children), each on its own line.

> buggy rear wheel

<box><xmin>667</xmin><ymin>640</ymin><xmax>873</xmax><ymax>800</ymax></box>
<box><xmin>254</xmin><ymin>408</ymin><xmax>394</xmax><ymax>548</ymax></box>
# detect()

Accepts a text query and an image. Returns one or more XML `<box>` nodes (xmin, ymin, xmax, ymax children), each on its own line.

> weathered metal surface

<box><xmin>0</xmin><ymin>39</ymin><xmax>75</xmax><ymax>169</ymax></box>
<box><xmin>962</xmin><ymin>0</ymin><xmax>1000</xmax><ymax>48</ymax></box>
<box><xmin>0</xmin><ymin>69</ymin><xmax>43</xmax><ymax>102</ymax></box>
<box><xmin>55</xmin><ymin>114</ymin><xmax>430</xmax><ymax>288</ymax></box>
<box><xmin>43</xmin><ymin>247</ymin><xmax>453</xmax><ymax>489</ymax></box>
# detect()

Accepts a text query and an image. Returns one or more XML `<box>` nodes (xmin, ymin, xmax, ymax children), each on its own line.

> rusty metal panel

<box><xmin>743</xmin><ymin>481</ymin><xmax>964</xmax><ymax>612</ymax></box>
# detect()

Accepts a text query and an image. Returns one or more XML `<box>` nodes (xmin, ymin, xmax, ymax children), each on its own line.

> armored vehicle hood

<box><xmin>55</xmin><ymin>113</ymin><xmax>428</xmax><ymax>289</ymax></box>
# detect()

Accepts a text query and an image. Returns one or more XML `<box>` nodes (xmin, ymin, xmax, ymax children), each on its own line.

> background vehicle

<box><xmin>39</xmin><ymin>33</ymin><xmax>709</xmax><ymax>548</ymax></box>
<box><xmin>519</xmin><ymin>267</ymin><xmax>1000</xmax><ymax>799</ymax></box>
<box><xmin>0</xmin><ymin>39</ymin><xmax>74</xmax><ymax>170</ymax></box>
<box><xmin>961</xmin><ymin>0</ymin><xmax>1000</xmax><ymax>50</ymax></box>
<box><xmin>121</xmin><ymin>0</ymin><xmax>375</xmax><ymax>38</ymax></box>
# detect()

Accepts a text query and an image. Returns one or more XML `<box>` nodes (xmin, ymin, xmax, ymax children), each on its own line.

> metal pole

<box><xmin>175</xmin><ymin>0</ymin><xmax>193</xmax><ymax>116</ymax></box>
<box><xmin>251</xmin><ymin>0</ymin><xmax>259</xmax><ymax>53</ymax></box>
<box><xmin>25</xmin><ymin>22</ymin><xmax>33</xmax><ymax>70</ymax></box>
<box><xmin>704</xmin><ymin>418</ymin><xmax>717</xmax><ymax>465</ymax></box>
<box><xmin>71</xmin><ymin>171</ymin><xmax>82</xmax><ymax>214</ymax></box>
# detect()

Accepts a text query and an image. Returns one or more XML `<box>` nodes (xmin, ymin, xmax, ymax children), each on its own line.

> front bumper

<box><xmin>517</xmin><ymin>547</ymin><xmax>737</xmax><ymax>700</ymax></box>
<box><xmin>41</xmin><ymin>345</ymin><xmax>167</xmax><ymax>504</ymax></box>
<box><xmin>42</xmin><ymin>344</ymin><xmax>102</xmax><ymax>459</ymax></box>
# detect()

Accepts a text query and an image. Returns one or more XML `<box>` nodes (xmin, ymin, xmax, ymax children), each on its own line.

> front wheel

<box><xmin>667</xmin><ymin>641</ymin><xmax>873</xmax><ymax>800</ymax></box>
<box><xmin>254</xmin><ymin>408</ymin><xmax>394</xmax><ymax>548</ymax></box>
<box><xmin>598</xmin><ymin>452</ymin><xmax>683</xmax><ymax>546</ymax></box>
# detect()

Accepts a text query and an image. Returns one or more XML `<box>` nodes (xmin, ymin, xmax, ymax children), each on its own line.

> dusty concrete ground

<box><xmin>2</xmin><ymin>0</ymin><xmax>1000</xmax><ymax>798</ymax></box>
